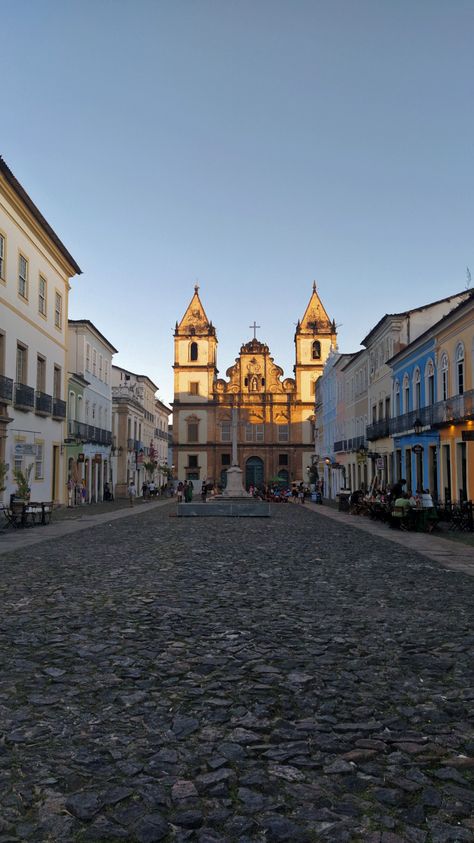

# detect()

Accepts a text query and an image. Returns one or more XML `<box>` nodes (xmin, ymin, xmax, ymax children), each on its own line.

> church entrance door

<box><xmin>246</xmin><ymin>456</ymin><xmax>264</xmax><ymax>489</ymax></box>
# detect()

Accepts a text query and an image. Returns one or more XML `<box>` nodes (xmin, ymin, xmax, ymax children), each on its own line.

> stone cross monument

<box><xmin>222</xmin><ymin>403</ymin><xmax>249</xmax><ymax>497</ymax></box>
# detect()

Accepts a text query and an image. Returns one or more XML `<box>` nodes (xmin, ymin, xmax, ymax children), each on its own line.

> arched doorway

<box><xmin>245</xmin><ymin>456</ymin><xmax>264</xmax><ymax>489</ymax></box>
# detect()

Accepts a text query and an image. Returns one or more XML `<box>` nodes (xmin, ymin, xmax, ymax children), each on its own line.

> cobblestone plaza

<box><xmin>1</xmin><ymin>503</ymin><xmax>474</xmax><ymax>842</ymax></box>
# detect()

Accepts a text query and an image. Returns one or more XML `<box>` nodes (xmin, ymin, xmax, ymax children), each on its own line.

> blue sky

<box><xmin>2</xmin><ymin>0</ymin><xmax>473</xmax><ymax>404</ymax></box>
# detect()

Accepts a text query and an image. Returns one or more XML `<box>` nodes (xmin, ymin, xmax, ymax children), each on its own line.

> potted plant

<box><xmin>12</xmin><ymin>463</ymin><xmax>33</xmax><ymax>501</ymax></box>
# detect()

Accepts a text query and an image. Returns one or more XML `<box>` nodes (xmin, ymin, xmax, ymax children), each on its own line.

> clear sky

<box><xmin>2</xmin><ymin>0</ymin><xmax>473</xmax><ymax>406</ymax></box>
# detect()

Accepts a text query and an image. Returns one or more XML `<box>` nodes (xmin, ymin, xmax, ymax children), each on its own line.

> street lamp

<box><xmin>414</xmin><ymin>418</ymin><xmax>423</xmax><ymax>436</ymax></box>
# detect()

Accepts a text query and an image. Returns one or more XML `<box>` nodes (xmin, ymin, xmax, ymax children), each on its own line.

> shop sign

<box><xmin>376</xmin><ymin>458</ymin><xmax>384</xmax><ymax>470</ymax></box>
<box><xmin>461</xmin><ymin>430</ymin><xmax>474</xmax><ymax>441</ymax></box>
<box><xmin>413</xmin><ymin>444</ymin><xmax>424</xmax><ymax>454</ymax></box>
<box><xmin>14</xmin><ymin>443</ymin><xmax>37</xmax><ymax>456</ymax></box>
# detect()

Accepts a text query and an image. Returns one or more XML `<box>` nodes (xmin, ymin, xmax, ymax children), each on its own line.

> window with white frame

<box><xmin>426</xmin><ymin>360</ymin><xmax>435</xmax><ymax>405</ymax></box>
<box><xmin>16</xmin><ymin>344</ymin><xmax>27</xmax><ymax>384</ymax></box>
<box><xmin>18</xmin><ymin>254</ymin><xmax>28</xmax><ymax>298</ymax></box>
<box><xmin>441</xmin><ymin>352</ymin><xmax>449</xmax><ymax>401</ymax></box>
<box><xmin>394</xmin><ymin>381</ymin><xmax>401</xmax><ymax>416</ymax></box>
<box><xmin>86</xmin><ymin>343</ymin><xmax>91</xmax><ymax>371</ymax></box>
<box><xmin>245</xmin><ymin>423</ymin><xmax>264</xmax><ymax>442</ymax></box>
<box><xmin>92</xmin><ymin>349</ymin><xmax>97</xmax><ymax>376</ymax></box>
<box><xmin>221</xmin><ymin>421</ymin><xmax>231</xmax><ymax>442</ymax></box>
<box><xmin>14</xmin><ymin>445</ymin><xmax>23</xmax><ymax>474</ymax></box>
<box><xmin>54</xmin><ymin>292</ymin><xmax>62</xmax><ymax>328</ymax></box>
<box><xmin>99</xmin><ymin>354</ymin><xmax>103</xmax><ymax>380</ymax></box>
<box><xmin>403</xmin><ymin>374</ymin><xmax>410</xmax><ymax>413</ymax></box>
<box><xmin>38</xmin><ymin>276</ymin><xmax>47</xmax><ymax>315</ymax></box>
<box><xmin>104</xmin><ymin>360</ymin><xmax>108</xmax><ymax>384</ymax></box>
<box><xmin>413</xmin><ymin>368</ymin><xmax>421</xmax><ymax>409</ymax></box>
<box><xmin>35</xmin><ymin>442</ymin><xmax>44</xmax><ymax>480</ymax></box>
<box><xmin>456</xmin><ymin>343</ymin><xmax>465</xmax><ymax>395</ymax></box>
<box><xmin>277</xmin><ymin>424</ymin><xmax>289</xmax><ymax>442</ymax></box>
<box><xmin>0</xmin><ymin>233</ymin><xmax>5</xmax><ymax>279</ymax></box>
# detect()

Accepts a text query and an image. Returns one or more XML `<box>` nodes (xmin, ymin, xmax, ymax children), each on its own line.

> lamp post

<box><xmin>414</xmin><ymin>418</ymin><xmax>422</xmax><ymax>436</ymax></box>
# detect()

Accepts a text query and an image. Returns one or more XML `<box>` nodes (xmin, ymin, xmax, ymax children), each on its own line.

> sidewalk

<box><xmin>0</xmin><ymin>497</ymin><xmax>173</xmax><ymax>556</ymax></box>
<box><xmin>305</xmin><ymin>500</ymin><xmax>474</xmax><ymax>577</ymax></box>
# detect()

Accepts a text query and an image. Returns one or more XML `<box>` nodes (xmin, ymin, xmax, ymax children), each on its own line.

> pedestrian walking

<box><xmin>177</xmin><ymin>481</ymin><xmax>184</xmax><ymax>503</ymax></box>
<box><xmin>201</xmin><ymin>481</ymin><xmax>207</xmax><ymax>502</ymax></box>
<box><xmin>128</xmin><ymin>480</ymin><xmax>136</xmax><ymax>507</ymax></box>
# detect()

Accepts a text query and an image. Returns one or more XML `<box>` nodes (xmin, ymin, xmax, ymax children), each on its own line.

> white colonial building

<box><xmin>66</xmin><ymin>320</ymin><xmax>117</xmax><ymax>502</ymax></box>
<box><xmin>0</xmin><ymin>157</ymin><xmax>81</xmax><ymax>504</ymax></box>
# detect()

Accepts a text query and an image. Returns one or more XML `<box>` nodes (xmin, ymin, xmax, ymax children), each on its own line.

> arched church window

<box><xmin>190</xmin><ymin>342</ymin><xmax>198</xmax><ymax>362</ymax></box>
<box><xmin>312</xmin><ymin>340</ymin><xmax>321</xmax><ymax>359</ymax></box>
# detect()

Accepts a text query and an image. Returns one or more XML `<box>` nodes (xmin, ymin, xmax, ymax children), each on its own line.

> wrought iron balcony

<box><xmin>52</xmin><ymin>398</ymin><xmax>67</xmax><ymax>419</ymax></box>
<box><xmin>35</xmin><ymin>391</ymin><xmax>52</xmax><ymax>416</ymax></box>
<box><xmin>14</xmin><ymin>382</ymin><xmax>35</xmax><ymax>411</ymax></box>
<box><xmin>0</xmin><ymin>374</ymin><xmax>13</xmax><ymax>403</ymax></box>
<box><xmin>333</xmin><ymin>436</ymin><xmax>367</xmax><ymax>453</ymax></box>
<box><xmin>366</xmin><ymin>389</ymin><xmax>474</xmax><ymax>439</ymax></box>
<box><xmin>366</xmin><ymin>419</ymin><xmax>391</xmax><ymax>441</ymax></box>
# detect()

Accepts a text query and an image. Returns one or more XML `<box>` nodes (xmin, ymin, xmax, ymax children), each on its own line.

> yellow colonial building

<box><xmin>173</xmin><ymin>284</ymin><xmax>337</xmax><ymax>488</ymax></box>
<box><xmin>435</xmin><ymin>293</ymin><xmax>474</xmax><ymax>502</ymax></box>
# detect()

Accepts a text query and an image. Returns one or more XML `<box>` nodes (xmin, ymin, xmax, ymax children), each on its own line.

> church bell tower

<box><xmin>173</xmin><ymin>286</ymin><xmax>217</xmax><ymax>482</ymax></box>
<box><xmin>294</xmin><ymin>281</ymin><xmax>337</xmax><ymax>403</ymax></box>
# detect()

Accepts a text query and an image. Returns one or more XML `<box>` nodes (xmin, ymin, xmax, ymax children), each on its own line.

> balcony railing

<box><xmin>333</xmin><ymin>435</ymin><xmax>368</xmax><ymax>453</ymax></box>
<box><xmin>14</xmin><ymin>382</ymin><xmax>35</xmax><ymax>411</ymax></box>
<box><xmin>366</xmin><ymin>389</ymin><xmax>474</xmax><ymax>439</ymax></box>
<box><xmin>154</xmin><ymin>428</ymin><xmax>168</xmax><ymax>440</ymax></box>
<box><xmin>66</xmin><ymin>421</ymin><xmax>112</xmax><ymax>445</ymax></box>
<box><xmin>35</xmin><ymin>391</ymin><xmax>52</xmax><ymax>416</ymax></box>
<box><xmin>0</xmin><ymin>374</ymin><xmax>13</xmax><ymax>403</ymax></box>
<box><xmin>366</xmin><ymin>419</ymin><xmax>391</xmax><ymax>440</ymax></box>
<box><xmin>52</xmin><ymin>398</ymin><xmax>67</xmax><ymax>419</ymax></box>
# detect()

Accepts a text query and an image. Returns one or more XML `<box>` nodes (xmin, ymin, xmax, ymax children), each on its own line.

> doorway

<box><xmin>245</xmin><ymin>456</ymin><xmax>264</xmax><ymax>489</ymax></box>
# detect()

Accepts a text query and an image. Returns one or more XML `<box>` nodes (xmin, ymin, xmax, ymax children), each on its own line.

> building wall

<box><xmin>0</xmin><ymin>166</ymin><xmax>78</xmax><ymax>503</ymax></box>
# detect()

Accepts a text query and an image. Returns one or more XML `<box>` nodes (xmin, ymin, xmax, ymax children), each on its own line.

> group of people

<box><xmin>176</xmin><ymin>480</ymin><xmax>195</xmax><ymax>503</ymax></box>
<box><xmin>350</xmin><ymin>478</ymin><xmax>437</xmax><ymax>531</ymax></box>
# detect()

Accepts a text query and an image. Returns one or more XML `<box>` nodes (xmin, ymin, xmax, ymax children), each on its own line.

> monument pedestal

<box><xmin>222</xmin><ymin>466</ymin><xmax>249</xmax><ymax>498</ymax></box>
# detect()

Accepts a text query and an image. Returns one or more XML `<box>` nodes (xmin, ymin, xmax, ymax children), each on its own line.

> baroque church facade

<box><xmin>173</xmin><ymin>284</ymin><xmax>337</xmax><ymax>489</ymax></box>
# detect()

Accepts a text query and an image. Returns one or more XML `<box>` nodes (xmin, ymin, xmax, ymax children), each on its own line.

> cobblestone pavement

<box><xmin>1</xmin><ymin>505</ymin><xmax>474</xmax><ymax>843</ymax></box>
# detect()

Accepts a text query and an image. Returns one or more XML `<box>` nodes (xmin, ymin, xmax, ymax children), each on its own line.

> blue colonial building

<box><xmin>389</xmin><ymin>335</ymin><xmax>440</xmax><ymax>497</ymax></box>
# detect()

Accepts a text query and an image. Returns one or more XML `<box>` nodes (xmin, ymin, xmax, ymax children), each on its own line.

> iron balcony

<box><xmin>366</xmin><ymin>389</ymin><xmax>474</xmax><ymax>440</ymax></box>
<box><xmin>0</xmin><ymin>374</ymin><xmax>13</xmax><ymax>403</ymax></box>
<box><xmin>52</xmin><ymin>398</ymin><xmax>67</xmax><ymax>420</ymax></box>
<box><xmin>35</xmin><ymin>391</ymin><xmax>52</xmax><ymax>416</ymax></box>
<box><xmin>14</xmin><ymin>383</ymin><xmax>35</xmax><ymax>411</ymax></box>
